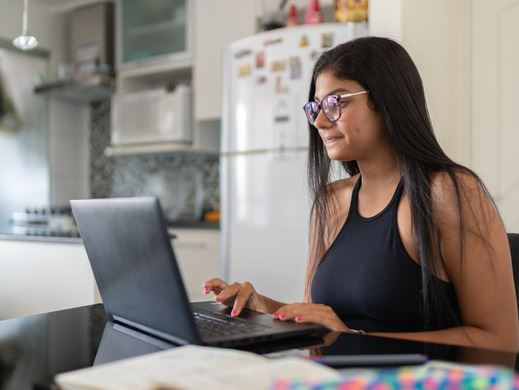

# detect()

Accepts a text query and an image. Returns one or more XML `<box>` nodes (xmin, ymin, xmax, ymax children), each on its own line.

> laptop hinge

<box><xmin>113</xmin><ymin>315</ymin><xmax>191</xmax><ymax>346</ymax></box>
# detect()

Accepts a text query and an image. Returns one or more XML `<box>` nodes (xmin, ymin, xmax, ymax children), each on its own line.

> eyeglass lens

<box><xmin>304</xmin><ymin>95</ymin><xmax>341</xmax><ymax>125</ymax></box>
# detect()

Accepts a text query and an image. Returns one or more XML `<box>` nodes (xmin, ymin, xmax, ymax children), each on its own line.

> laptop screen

<box><xmin>71</xmin><ymin>197</ymin><xmax>201</xmax><ymax>345</ymax></box>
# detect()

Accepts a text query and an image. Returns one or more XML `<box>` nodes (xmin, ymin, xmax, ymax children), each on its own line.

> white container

<box><xmin>111</xmin><ymin>84</ymin><xmax>192</xmax><ymax>145</ymax></box>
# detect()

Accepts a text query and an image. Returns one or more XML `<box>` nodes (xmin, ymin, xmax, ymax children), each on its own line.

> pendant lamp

<box><xmin>12</xmin><ymin>0</ymin><xmax>38</xmax><ymax>51</ymax></box>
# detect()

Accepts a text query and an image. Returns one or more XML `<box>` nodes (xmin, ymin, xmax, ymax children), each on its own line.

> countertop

<box><xmin>0</xmin><ymin>221</ymin><xmax>220</xmax><ymax>244</ymax></box>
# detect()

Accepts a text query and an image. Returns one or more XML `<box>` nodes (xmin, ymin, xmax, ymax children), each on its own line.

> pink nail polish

<box><xmin>295</xmin><ymin>316</ymin><xmax>302</xmax><ymax>322</ymax></box>
<box><xmin>280</xmin><ymin>313</ymin><xmax>287</xmax><ymax>319</ymax></box>
<box><xmin>231</xmin><ymin>309</ymin><xmax>237</xmax><ymax>316</ymax></box>
<box><xmin>273</xmin><ymin>312</ymin><xmax>279</xmax><ymax>318</ymax></box>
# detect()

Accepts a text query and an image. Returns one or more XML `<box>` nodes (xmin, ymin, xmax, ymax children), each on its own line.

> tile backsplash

<box><xmin>89</xmin><ymin>101</ymin><xmax>219</xmax><ymax>221</ymax></box>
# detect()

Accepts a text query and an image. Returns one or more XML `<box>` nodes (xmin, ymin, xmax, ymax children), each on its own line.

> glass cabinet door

<box><xmin>119</xmin><ymin>0</ymin><xmax>189</xmax><ymax>68</ymax></box>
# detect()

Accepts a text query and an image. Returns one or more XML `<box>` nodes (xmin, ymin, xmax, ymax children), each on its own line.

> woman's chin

<box><xmin>325</xmin><ymin>149</ymin><xmax>350</xmax><ymax>161</ymax></box>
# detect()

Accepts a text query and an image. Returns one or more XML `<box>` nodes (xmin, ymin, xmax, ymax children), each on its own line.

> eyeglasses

<box><xmin>303</xmin><ymin>90</ymin><xmax>369</xmax><ymax>125</ymax></box>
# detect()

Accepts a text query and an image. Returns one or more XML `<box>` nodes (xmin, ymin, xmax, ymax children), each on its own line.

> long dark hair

<box><xmin>305</xmin><ymin>36</ymin><xmax>493</xmax><ymax>326</ymax></box>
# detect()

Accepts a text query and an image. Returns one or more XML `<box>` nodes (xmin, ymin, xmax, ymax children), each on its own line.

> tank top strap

<box><xmin>349</xmin><ymin>176</ymin><xmax>363</xmax><ymax>218</ymax></box>
<box><xmin>388</xmin><ymin>177</ymin><xmax>405</xmax><ymax>209</ymax></box>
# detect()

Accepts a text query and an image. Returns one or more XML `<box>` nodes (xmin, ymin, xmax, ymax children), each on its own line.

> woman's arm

<box><xmin>374</xmin><ymin>172</ymin><xmax>519</xmax><ymax>352</ymax></box>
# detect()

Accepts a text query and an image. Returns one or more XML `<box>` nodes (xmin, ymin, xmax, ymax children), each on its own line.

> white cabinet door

<box><xmin>0</xmin><ymin>240</ymin><xmax>98</xmax><ymax>320</ymax></box>
<box><xmin>193</xmin><ymin>0</ymin><xmax>256</xmax><ymax>120</ymax></box>
<box><xmin>170</xmin><ymin>229</ymin><xmax>220</xmax><ymax>301</ymax></box>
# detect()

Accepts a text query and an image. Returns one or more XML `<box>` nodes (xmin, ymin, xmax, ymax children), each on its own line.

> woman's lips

<box><xmin>323</xmin><ymin>136</ymin><xmax>342</xmax><ymax>144</ymax></box>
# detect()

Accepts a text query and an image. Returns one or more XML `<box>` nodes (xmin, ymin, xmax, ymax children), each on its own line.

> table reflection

<box><xmin>0</xmin><ymin>304</ymin><xmax>517</xmax><ymax>390</ymax></box>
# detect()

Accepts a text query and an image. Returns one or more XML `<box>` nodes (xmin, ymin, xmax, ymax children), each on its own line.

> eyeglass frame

<box><xmin>303</xmin><ymin>90</ymin><xmax>369</xmax><ymax>125</ymax></box>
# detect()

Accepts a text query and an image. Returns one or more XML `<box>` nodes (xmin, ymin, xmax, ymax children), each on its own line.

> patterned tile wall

<box><xmin>89</xmin><ymin>101</ymin><xmax>220</xmax><ymax>221</ymax></box>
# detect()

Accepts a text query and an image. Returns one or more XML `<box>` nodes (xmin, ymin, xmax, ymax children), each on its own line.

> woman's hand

<box><xmin>273</xmin><ymin>303</ymin><xmax>350</xmax><ymax>332</ymax></box>
<box><xmin>202</xmin><ymin>278</ymin><xmax>269</xmax><ymax>316</ymax></box>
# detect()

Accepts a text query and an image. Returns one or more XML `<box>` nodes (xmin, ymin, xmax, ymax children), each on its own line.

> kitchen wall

<box><xmin>89</xmin><ymin>101</ymin><xmax>219</xmax><ymax>221</ymax></box>
<box><xmin>0</xmin><ymin>48</ymin><xmax>49</xmax><ymax>227</ymax></box>
<box><xmin>0</xmin><ymin>1</ymin><xmax>51</xmax><ymax>226</ymax></box>
<box><xmin>0</xmin><ymin>1</ymin><xmax>53</xmax><ymax>50</ymax></box>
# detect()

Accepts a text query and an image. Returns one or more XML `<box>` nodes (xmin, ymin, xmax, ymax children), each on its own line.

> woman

<box><xmin>204</xmin><ymin>37</ymin><xmax>519</xmax><ymax>352</ymax></box>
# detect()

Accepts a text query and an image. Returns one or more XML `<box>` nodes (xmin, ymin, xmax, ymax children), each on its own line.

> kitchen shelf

<box><xmin>34</xmin><ymin>75</ymin><xmax>114</xmax><ymax>103</ymax></box>
<box><xmin>105</xmin><ymin>142</ymin><xmax>219</xmax><ymax>156</ymax></box>
<box><xmin>118</xmin><ymin>58</ymin><xmax>192</xmax><ymax>78</ymax></box>
<box><xmin>125</xmin><ymin>19</ymin><xmax>185</xmax><ymax>37</ymax></box>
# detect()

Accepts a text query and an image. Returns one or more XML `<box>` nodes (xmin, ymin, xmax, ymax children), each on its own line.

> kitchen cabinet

<box><xmin>117</xmin><ymin>0</ymin><xmax>191</xmax><ymax>71</ymax></box>
<box><xmin>0</xmin><ymin>228</ymin><xmax>219</xmax><ymax>320</ymax></box>
<box><xmin>109</xmin><ymin>0</ymin><xmax>257</xmax><ymax>154</ymax></box>
<box><xmin>170</xmin><ymin>228</ymin><xmax>221</xmax><ymax>302</ymax></box>
<box><xmin>192</xmin><ymin>0</ymin><xmax>256</xmax><ymax>120</ymax></box>
<box><xmin>111</xmin><ymin>0</ymin><xmax>195</xmax><ymax>154</ymax></box>
<box><xmin>0</xmin><ymin>238</ymin><xmax>99</xmax><ymax>320</ymax></box>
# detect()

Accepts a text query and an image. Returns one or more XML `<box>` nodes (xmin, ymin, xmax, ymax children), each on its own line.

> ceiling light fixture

<box><xmin>12</xmin><ymin>0</ymin><xmax>38</xmax><ymax>51</ymax></box>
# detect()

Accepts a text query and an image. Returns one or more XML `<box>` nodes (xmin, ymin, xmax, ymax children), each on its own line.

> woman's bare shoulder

<box><xmin>430</xmin><ymin>169</ymin><xmax>499</xmax><ymax>251</ymax></box>
<box><xmin>430</xmin><ymin>169</ymin><xmax>489</xmax><ymax>217</ymax></box>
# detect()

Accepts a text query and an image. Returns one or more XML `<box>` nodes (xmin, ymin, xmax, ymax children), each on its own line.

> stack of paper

<box><xmin>55</xmin><ymin>345</ymin><xmax>341</xmax><ymax>390</ymax></box>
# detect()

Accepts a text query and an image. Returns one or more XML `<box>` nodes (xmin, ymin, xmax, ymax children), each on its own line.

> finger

<box><xmin>214</xmin><ymin>283</ymin><xmax>241</xmax><ymax>303</ymax></box>
<box><xmin>273</xmin><ymin>303</ymin><xmax>306</xmax><ymax>320</ymax></box>
<box><xmin>202</xmin><ymin>278</ymin><xmax>228</xmax><ymax>294</ymax></box>
<box><xmin>293</xmin><ymin>311</ymin><xmax>347</xmax><ymax>332</ymax></box>
<box><xmin>231</xmin><ymin>282</ymin><xmax>254</xmax><ymax>316</ymax></box>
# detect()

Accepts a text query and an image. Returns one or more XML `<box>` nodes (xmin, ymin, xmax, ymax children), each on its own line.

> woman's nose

<box><xmin>313</xmin><ymin>109</ymin><xmax>332</xmax><ymax>129</ymax></box>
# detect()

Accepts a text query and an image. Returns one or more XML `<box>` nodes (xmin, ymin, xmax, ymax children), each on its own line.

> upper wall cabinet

<box><xmin>193</xmin><ymin>0</ymin><xmax>255</xmax><ymax>120</ymax></box>
<box><xmin>117</xmin><ymin>0</ymin><xmax>192</xmax><ymax>72</ymax></box>
<box><xmin>109</xmin><ymin>0</ymin><xmax>256</xmax><ymax>154</ymax></box>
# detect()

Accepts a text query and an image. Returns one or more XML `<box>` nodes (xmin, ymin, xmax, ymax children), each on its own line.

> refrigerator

<box><xmin>221</xmin><ymin>23</ymin><xmax>368</xmax><ymax>303</ymax></box>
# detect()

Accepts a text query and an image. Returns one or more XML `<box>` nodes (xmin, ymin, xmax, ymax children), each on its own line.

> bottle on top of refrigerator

<box><xmin>335</xmin><ymin>0</ymin><xmax>369</xmax><ymax>23</ymax></box>
<box><xmin>304</xmin><ymin>0</ymin><xmax>324</xmax><ymax>24</ymax></box>
<box><xmin>286</xmin><ymin>4</ymin><xmax>298</xmax><ymax>27</ymax></box>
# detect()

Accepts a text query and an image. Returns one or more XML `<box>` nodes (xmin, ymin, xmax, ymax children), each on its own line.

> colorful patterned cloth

<box><xmin>273</xmin><ymin>360</ymin><xmax>519</xmax><ymax>390</ymax></box>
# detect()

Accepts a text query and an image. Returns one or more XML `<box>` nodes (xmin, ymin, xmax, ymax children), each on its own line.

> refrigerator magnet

<box><xmin>273</xmin><ymin>99</ymin><xmax>290</xmax><ymax>150</ymax></box>
<box><xmin>271</xmin><ymin>60</ymin><xmax>286</xmax><ymax>73</ymax></box>
<box><xmin>275</xmin><ymin>76</ymin><xmax>289</xmax><ymax>94</ymax></box>
<box><xmin>256</xmin><ymin>75</ymin><xmax>267</xmax><ymax>85</ymax></box>
<box><xmin>321</xmin><ymin>33</ymin><xmax>334</xmax><ymax>49</ymax></box>
<box><xmin>263</xmin><ymin>37</ymin><xmax>283</xmax><ymax>46</ymax></box>
<box><xmin>238</xmin><ymin>64</ymin><xmax>252</xmax><ymax>77</ymax></box>
<box><xmin>310</xmin><ymin>50</ymin><xmax>322</xmax><ymax>61</ymax></box>
<box><xmin>234</xmin><ymin>48</ymin><xmax>252</xmax><ymax>59</ymax></box>
<box><xmin>256</xmin><ymin>51</ymin><xmax>265</xmax><ymax>68</ymax></box>
<box><xmin>289</xmin><ymin>57</ymin><xmax>302</xmax><ymax>80</ymax></box>
<box><xmin>299</xmin><ymin>35</ymin><xmax>309</xmax><ymax>48</ymax></box>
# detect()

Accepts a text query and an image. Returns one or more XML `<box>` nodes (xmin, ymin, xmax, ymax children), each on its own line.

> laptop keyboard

<box><xmin>193</xmin><ymin>312</ymin><xmax>269</xmax><ymax>338</ymax></box>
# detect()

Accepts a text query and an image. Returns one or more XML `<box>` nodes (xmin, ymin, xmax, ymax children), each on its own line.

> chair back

<box><xmin>508</xmin><ymin>233</ymin><xmax>519</xmax><ymax>314</ymax></box>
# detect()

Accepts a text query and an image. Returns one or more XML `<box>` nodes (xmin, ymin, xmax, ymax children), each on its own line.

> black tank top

<box><xmin>311</xmin><ymin>176</ymin><xmax>461</xmax><ymax>332</ymax></box>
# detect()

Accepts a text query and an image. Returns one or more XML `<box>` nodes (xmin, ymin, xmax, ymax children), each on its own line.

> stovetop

<box><xmin>5</xmin><ymin>206</ymin><xmax>80</xmax><ymax>238</ymax></box>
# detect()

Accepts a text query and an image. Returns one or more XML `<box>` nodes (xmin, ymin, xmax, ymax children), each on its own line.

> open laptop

<box><xmin>71</xmin><ymin>197</ymin><xmax>325</xmax><ymax>348</ymax></box>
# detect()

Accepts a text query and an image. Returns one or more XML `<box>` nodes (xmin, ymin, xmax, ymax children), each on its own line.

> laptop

<box><xmin>70</xmin><ymin>197</ymin><xmax>325</xmax><ymax>348</ymax></box>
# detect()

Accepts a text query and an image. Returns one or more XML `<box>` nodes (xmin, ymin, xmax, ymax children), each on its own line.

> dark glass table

<box><xmin>0</xmin><ymin>304</ymin><xmax>516</xmax><ymax>389</ymax></box>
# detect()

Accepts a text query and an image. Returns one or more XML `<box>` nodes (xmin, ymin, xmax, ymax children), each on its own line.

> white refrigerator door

<box><xmin>222</xmin><ymin>150</ymin><xmax>310</xmax><ymax>302</ymax></box>
<box><xmin>220</xmin><ymin>23</ymin><xmax>368</xmax><ymax>303</ymax></box>
<box><xmin>222</xmin><ymin>23</ymin><xmax>368</xmax><ymax>154</ymax></box>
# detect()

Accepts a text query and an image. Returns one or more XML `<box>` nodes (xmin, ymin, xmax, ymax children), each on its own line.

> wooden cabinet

<box><xmin>170</xmin><ymin>228</ymin><xmax>220</xmax><ymax>302</ymax></box>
